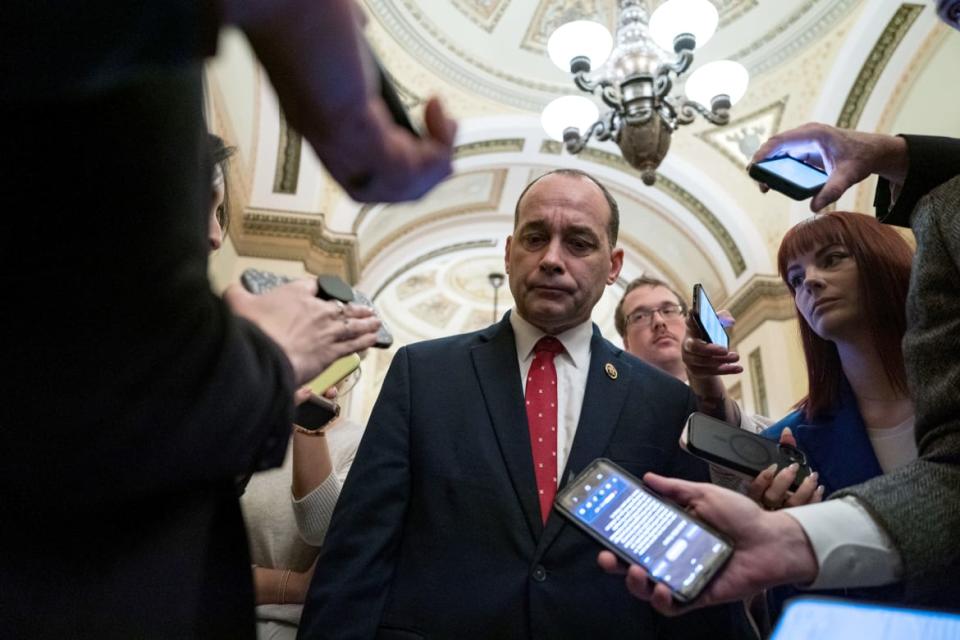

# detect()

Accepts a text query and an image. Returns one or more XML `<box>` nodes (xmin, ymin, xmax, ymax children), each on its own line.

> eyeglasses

<box><xmin>626</xmin><ymin>303</ymin><xmax>686</xmax><ymax>326</ymax></box>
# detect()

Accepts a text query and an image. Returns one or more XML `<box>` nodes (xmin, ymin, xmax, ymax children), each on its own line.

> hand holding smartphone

<box><xmin>691</xmin><ymin>284</ymin><xmax>729</xmax><ymax>349</ymax></box>
<box><xmin>240</xmin><ymin>268</ymin><xmax>393</xmax><ymax>348</ymax></box>
<box><xmin>748</xmin><ymin>155</ymin><xmax>828</xmax><ymax>201</ymax></box>
<box><xmin>555</xmin><ymin>458</ymin><xmax>733</xmax><ymax>603</ymax></box>
<box><xmin>682</xmin><ymin>413</ymin><xmax>813</xmax><ymax>491</ymax></box>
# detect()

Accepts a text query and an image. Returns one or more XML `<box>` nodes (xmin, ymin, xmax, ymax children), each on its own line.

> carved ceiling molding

<box><xmin>696</xmin><ymin>98</ymin><xmax>788</xmax><ymax>171</ymax></box>
<box><xmin>352</xmin><ymin>146</ymin><xmax>518</xmax><ymax>235</ymax></box>
<box><xmin>716</xmin><ymin>0</ymin><xmax>760</xmax><ymax>27</ymax></box>
<box><xmin>836</xmin><ymin>3</ymin><xmax>924</xmax><ymax>130</ymax></box>
<box><xmin>521</xmin><ymin>0</ymin><xmax>616</xmax><ymax>55</ymax></box>
<box><xmin>372</xmin><ymin>239</ymin><xmax>499</xmax><ymax>299</ymax></box>
<box><xmin>733</xmin><ymin>0</ymin><xmax>860</xmax><ymax>76</ymax></box>
<box><xmin>234</xmin><ymin>208</ymin><xmax>359</xmax><ymax>282</ymax></box>
<box><xmin>454</xmin><ymin>138</ymin><xmax>526</xmax><ymax>160</ymax></box>
<box><xmin>540</xmin><ymin>143</ymin><xmax>747</xmax><ymax>276</ymax></box>
<box><xmin>451</xmin><ymin>0</ymin><xmax>511</xmax><ymax>33</ymax></box>
<box><xmin>370</xmin><ymin>0</ymin><xmax>574</xmax><ymax>111</ymax></box>
<box><xmin>360</xmin><ymin>169</ymin><xmax>508</xmax><ymax>270</ymax></box>
<box><xmin>723</xmin><ymin>274</ymin><xmax>795</xmax><ymax>346</ymax></box>
<box><xmin>273</xmin><ymin>111</ymin><xmax>301</xmax><ymax>194</ymax></box>
<box><xmin>615</xmin><ymin>236</ymin><xmax>701</xmax><ymax>303</ymax></box>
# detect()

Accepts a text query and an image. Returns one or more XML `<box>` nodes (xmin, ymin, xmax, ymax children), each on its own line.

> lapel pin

<box><xmin>605</xmin><ymin>363</ymin><xmax>618</xmax><ymax>380</ymax></box>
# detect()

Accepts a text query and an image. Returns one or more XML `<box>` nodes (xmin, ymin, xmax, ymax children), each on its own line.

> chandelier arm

<box><xmin>573</xmin><ymin>71</ymin><xmax>607</xmax><ymax>94</ymax></box>
<box><xmin>653</xmin><ymin>73</ymin><xmax>673</xmax><ymax>100</ymax></box>
<box><xmin>564</xmin><ymin>117</ymin><xmax>613</xmax><ymax>154</ymax></box>
<box><xmin>661</xmin><ymin>50</ymin><xmax>693</xmax><ymax>77</ymax></box>
<box><xmin>673</xmin><ymin>99</ymin><xmax>731</xmax><ymax>126</ymax></box>
<box><xmin>594</xmin><ymin>110</ymin><xmax>619</xmax><ymax>142</ymax></box>
<box><xmin>600</xmin><ymin>86</ymin><xmax>622</xmax><ymax>110</ymax></box>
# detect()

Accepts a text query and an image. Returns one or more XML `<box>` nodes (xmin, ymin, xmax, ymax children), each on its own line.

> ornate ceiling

<box><xmin>206</xmin><ymin>0</ymin><xmax>960</xmax><ymax>353</ymax></box>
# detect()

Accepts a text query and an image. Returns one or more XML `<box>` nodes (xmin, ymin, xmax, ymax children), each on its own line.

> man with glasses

<box><xmin>614</xmin><ymin>277</ymin><xmax>690</xmax><ymax>382</ymax></box>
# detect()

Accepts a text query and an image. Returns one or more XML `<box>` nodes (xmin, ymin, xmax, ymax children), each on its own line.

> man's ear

<box><xmin>504</xmin><ymin>235</ymin><xmax>513</xmax><ymax>274</ymax></box>
<box><xmin>607</xmin><ymin>247</ymin><xmax>624</xmax><ymax>284</ymax></box>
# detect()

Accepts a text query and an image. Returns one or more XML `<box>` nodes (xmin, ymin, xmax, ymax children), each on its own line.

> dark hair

<box><xmin>777</xmin><ymin>211</ymin><xmax>913</xmax><ymax>421</ymax></box>
<box><xmin>614</xmin><ymin>276</ymin><xmax>688</xmax><ymax>337</ymax></box>
<box><xmin>513</xmin><ymin>168</ymin><xmax>620</xmax><ymax>246</ymax></box>
<box><xmin>208</xmin><ymin>133</ymin><xmax>236</xmax><ymax>235</ymax></box>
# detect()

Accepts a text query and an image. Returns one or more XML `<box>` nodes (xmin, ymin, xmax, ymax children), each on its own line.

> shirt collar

<box><xmin>509</xmin><ymin>310</ymin><xmax>593</xmax><ymax>369</ymax></box>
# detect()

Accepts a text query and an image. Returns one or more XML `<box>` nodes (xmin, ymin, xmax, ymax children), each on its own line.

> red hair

<box><xmin>777</xmin><ymin>212</ymin><xmax>913</xmax><ymax>421</ymax></box>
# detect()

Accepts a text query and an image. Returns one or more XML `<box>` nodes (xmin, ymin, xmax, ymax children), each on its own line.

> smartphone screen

<box><xmin>755</xmin><ymin>156</ymin><xmax>828</xmax><ymax>191</ymax></box>
<box><xmin>772</xmin><ymin>598</ymin><xmax>960</xmax><ymax>640</ymax></box>
<box><xmin>556</xmin><ymin>459</ymin><xmax>732</xmax><ymax>602</ymax></box>
<box><xmin>694</xmin><ymin>285</ymin><xmax>729</xmax><ymax>349</ymax></box>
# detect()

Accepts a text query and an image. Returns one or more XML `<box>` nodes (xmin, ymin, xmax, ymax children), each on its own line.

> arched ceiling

<box><xmin>206</xmin><ymin>0</ymin><xmax>960</xmax><ymax>351</ymax></box>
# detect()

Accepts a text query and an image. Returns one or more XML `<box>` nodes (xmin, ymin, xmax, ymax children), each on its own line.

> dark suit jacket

<box><xmin>299</xmin><ymin>316</ymin><xmax>754</xmax><ymax>640</ymax></box>
<box><xmin>0</xmin><ymin>16</ymin><xmax>293</xmax><ymax>636</ymax></box>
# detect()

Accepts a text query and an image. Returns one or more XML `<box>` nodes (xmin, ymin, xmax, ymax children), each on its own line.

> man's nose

<box><xmin>538</xmin><ymin>238</ymin><xmax>564</xmax><ymax>273</ymax></box>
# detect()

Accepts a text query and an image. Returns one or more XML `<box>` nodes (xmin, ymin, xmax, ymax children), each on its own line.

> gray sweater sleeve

<box><xmin>835</xmin><ymin>176</ymin><xmax>960</xmax><ymax>608</ymax></box>
<box><xmin>292</xmin><ymin>473</ymin><xmax>342</xmax><ymax>547</ymax></box>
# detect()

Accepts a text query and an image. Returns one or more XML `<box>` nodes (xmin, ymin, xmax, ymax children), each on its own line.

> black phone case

<box><xmin>748</xmin><ymin>157</ymin><xmax>826</xmax><ymax>201</ymax></box>
<box><xmin>294</xmin><ymin>395</ymin><xmax>340</xmax><ymax>431</ymax></box>
<box><xmin>554</xmin><ymin>458</ymin><xmax>733</xmax><ymax>603</ymax></box>
<box><xmin>685</xmin><ymin>413</ymin><xmax>812</xmax><ymax>491</ymax></box>
<box><xmin>691</xmin><ymin>284</ymin><xmax>728</xmax><ymax>347</ymax></box>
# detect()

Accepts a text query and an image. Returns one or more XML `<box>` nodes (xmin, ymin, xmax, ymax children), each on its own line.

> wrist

<box><xmin>767</xmin><ymin>511</ymin><xmax>819</xmax><ymax>586</ymax></box>
<box><xmin>874</xmin><ymin>134</ymin><xmax>909</xmax><ymax>187</ymax></box>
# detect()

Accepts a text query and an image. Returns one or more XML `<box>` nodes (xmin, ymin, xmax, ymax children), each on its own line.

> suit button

<box><xmin>531</xmin><ymin>565</ymin><xmax>547</xmax><ymax>582</ymax></box>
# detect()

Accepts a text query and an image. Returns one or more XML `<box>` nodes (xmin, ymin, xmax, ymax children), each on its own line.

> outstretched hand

<box><xmin>229</xmin><ymin>0</ymin><xmax>457</xmax><ymax>203</ymax></box>
<box><xmin>224</xmin><ymin>279</ymin><xmax>380</xmax><ymax>386</ymax></box>
<box><xmin>597</xmin><ymin>473</ymin><xmax>819</xmax><ymax>616</ymax></box>
<box><xmin>748</xmin><ymin>123</ymin><xmax>908</xmax><ymax>212</ymax></box>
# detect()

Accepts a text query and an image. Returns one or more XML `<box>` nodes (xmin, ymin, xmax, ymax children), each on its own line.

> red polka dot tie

<box><xmin>525</xmin><ymin>336</ymin><xmax>564</xmax><ymax>523</ymax></box>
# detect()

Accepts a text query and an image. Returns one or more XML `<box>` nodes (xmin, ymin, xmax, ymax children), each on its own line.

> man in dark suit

<box><xmin>299</xmin><ymin>169</ymin><xmax>754</xmax><ymax>639</ymax></box>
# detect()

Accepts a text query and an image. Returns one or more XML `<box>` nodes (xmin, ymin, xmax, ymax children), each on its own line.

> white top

<box><xmin>510</xmin><ymin>311</ymin><xmax>593</xmax><ymax>486</ymax></box>
<box><xmin>866</xmin><ymin>415</ymin><xmax>917</xmax><ymax>473</ymax></box>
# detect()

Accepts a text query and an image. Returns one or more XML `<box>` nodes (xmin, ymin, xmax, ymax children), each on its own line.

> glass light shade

<box><xmin>541</xmin><ymin>96</ymin><xmax>600</xmax><ymax>142</ymax></box>
<box><xmin>684</xmin><ymin>60</ymin><xmax>749</xmax><ymax>107</ymax></box>
<box><xmin>649</xmin><ymin>0</ymin><xmax>719</xmax><ymax>51</ymax></box>
<box><xmin>547</xmin><ymin>20</ymin><xmax>613</xmax><ymax>71</ymax></box>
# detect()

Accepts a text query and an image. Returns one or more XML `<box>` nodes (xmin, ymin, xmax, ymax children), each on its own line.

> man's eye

<box><xmin>522</xmin><ymin>233</ymin><xmax>547</xmax><ymax>246</ymax></box>
<box><xmin>789</xmin><ymin>275</ymin><xmax>804</xmax><ymax>288</ymax></box>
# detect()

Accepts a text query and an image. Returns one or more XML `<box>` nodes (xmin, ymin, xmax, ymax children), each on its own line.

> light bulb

<box><xmin>541</xmin><ymin>96</ymin><xmax>600</xmax><ymax>142</ymax></box>
<box><xmin>547</xmin><ymin>20</ymin><xmax>613</xmax><ymax>72</ymax></box>
<box><xmin>649</xmin><ymin>0</ymin><xmax>719</xmax><ymax>52</ymax></box>
<box><xmin>684</xmin><ymin>60</ymin><xmax>749</xmax><ymax>107</ymax></box>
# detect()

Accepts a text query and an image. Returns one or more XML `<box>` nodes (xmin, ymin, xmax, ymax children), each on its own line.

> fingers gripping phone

<box><xmin>682</xmin><ymin>413</ymin><xmax>813</xmax><ymax>491</ymax></box>
<box><xmin>240</xmin><ymin>268</ymin><xmax>393</xmax><ymax>348</ymax></box>
<box><xmin>748</xmin><ymin>155</ymin><xmax>828</xmax><ymax>201</ymax></box>
<box><xmin>555</xmin><ymin>458</ymin><xmax>733</xmax><ymax>603</ymax></box>
<box><xmin>691</xmin><ymin>284</ymin><xmax>729</xmax><ymax>349</ymax></box>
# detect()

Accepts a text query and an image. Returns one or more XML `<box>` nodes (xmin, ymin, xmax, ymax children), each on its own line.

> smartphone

<box><xmin>309</xmin><ymin>353</ymin><xmax>362</xmax><ymax>395</ymax></box>
<box><xmin>240</xmin><ymin>268</ymin><xmax>294</xmax><ymax>295</ymax></box>
<box><xmin>748</xmin><ymin>155</ymin><xmax>828</xmax><ymax>200</ymax></box>
<box><xmin>241</xmin><ymin>269</ymin><xmax>393</xmax><ymax>349</ymax></box>
<box><xmin>691</xmin><ymin>284</ymin><xmax>729</xmax><ymax>349</ymax></box>
<box><xmin>359</xmin><ymin>34</ymin><xmax>419</xmax><ymax>137</ymax></box>
<box><xmin>772</xmin><ymin>597</ymin><xmax>960</xmax><ymax>640</ymax></box>
<box><xmin>683</xmin><ymin>412</ymin><xmax>812</xmax><ymax>491</ymax></box>
<box><xmin>294</xmin><ymin>394</ymin><xmax>340</xmax><ymax>431</ymax></box>
<box><xmin>555</xmin><ymin>458</ymin><xmax>733</xmax><ymax>603</ymax></box>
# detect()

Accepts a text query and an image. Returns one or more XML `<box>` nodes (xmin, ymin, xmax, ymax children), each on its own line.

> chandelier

<box><xmin>542</xmin><ymin>0</ymin><xmax>749</xmax><ymax>185</ymax></box>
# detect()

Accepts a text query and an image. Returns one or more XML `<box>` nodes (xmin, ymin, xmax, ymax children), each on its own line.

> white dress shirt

<box><xmin>510</xmin><ymin>310</ymin><xmax>593</xmax><ymax>487</ymax></box>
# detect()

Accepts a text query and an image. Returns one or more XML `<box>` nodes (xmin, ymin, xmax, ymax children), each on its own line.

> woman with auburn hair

<box><xmin>683</xmin><ymin>210</ymin><xmax>915</xmax><ymax>621</ymax></box>
<box><xmin>685</xmin><ymin>211</ymin><xmax>915</xmax><ymax>504</ymax></box>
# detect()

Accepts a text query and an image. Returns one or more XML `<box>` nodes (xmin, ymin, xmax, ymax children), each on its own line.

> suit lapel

<box><xmin>538</xmin><ymin>332</ymin><xmax>633</xmax><ymax>553</ymax></box>
<box><xmin>471</xmin><ymin>317</ymin><xmax>544</xmax><ymax>540</ymax></box>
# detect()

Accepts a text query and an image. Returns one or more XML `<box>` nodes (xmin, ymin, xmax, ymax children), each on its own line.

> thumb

<box><xmin>642</xmin><ymin>473</ymin><xmax>702</xmax><ymax>508</ymax></box>
<box><xmin>423</xmin><ymin>97</ymin><xmax>457</xmax><ymax>146</ymax></box>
